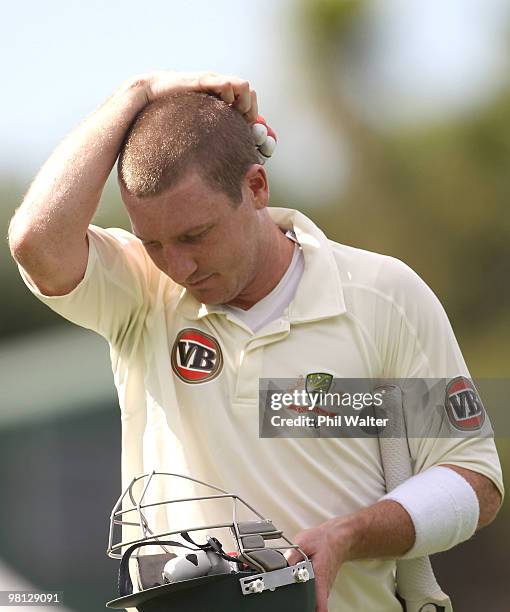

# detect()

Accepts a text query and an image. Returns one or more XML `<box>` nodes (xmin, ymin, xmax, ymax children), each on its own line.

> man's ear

<box><xmin>243</xmin><ymin>164</ymin><xmax>269</xmax><ymax>209</ymax></box>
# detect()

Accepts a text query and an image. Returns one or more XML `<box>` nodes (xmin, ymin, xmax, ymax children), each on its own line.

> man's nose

<box><xmin>162</xmin><ymin>244</ymin><xmax>197</xmax><ymax>284</ymax></box>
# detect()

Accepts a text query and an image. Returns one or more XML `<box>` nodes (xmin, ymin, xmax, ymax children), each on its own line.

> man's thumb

<box><xmin>284</xmin><ymin>547</ymin><xmax>304</xmax><ymax>566</ymax></box>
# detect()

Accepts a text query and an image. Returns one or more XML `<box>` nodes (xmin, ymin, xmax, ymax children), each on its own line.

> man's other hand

<box><xmin>284</xmin><ymin>518</ymin><xmax>353</xmax><ymax>612</ymax></box>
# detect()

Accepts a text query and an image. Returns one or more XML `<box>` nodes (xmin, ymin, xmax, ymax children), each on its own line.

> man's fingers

<box><xmin>316</xmin><ymin>595</ymin><xmax>329</xmax><ymax>611</ymax></box>
<box><xmin>196</xmin><ymin>74</ymin><xmax>235</xmax><ymax>104</ymax></box>
<box><xmin>244</xmin><ymin>89</ymin><xmax>258</xmax><ymax>124</ymax></box>
<box><xmin>217</xmin><ymin>82</ymin><xmax>236</xmax><ymax>105</ymax></box>
<box><xmin>314</xmin><ymin>574</ymin><xmax>329</xmax><ymax>612</ymax></box>
<box><xmin>232</xmin><ymin>80</ymin><xmax>251</xmax><ymax>115</ymax></box>
<box><xmin>196</xmin><ymin>74</ymin><xmax>252</xmax><ymax>109</ymax></box>
<box><xmin>193</xmin><ymin>74</ymin><xmax>258</xmax><ymax>120</ymax></box>
<box><xmin>284</xmin><ymin>547</ymin><xmax>302</xmax><ymax>566</ymax></box>
<box><xmin>286</xmin><ymin>542</ymin><xmax>330</xmax><ymax>612</ymax></box>
<box><xmin>137</xmin><ymin>71</ymin><xmax>262</xmax><ymax>126</ymax></box>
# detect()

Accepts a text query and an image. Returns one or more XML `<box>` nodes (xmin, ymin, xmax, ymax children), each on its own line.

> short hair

<box><xmin>117</xmin><ymin>91</ymin><xmax>260</xmax><ymax>203</ymax></box>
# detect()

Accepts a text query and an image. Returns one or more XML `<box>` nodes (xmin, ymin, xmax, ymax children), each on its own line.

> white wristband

<box><xmin>382</xmin><ymin>465</ymin><xmax>480</xmax><ymax>559</ymax></box>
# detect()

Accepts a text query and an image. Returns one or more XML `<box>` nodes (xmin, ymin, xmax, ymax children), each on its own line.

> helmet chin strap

<box><xmin>118</xmin><ymin>535</ymin><xmax>245</xmax><ymax>597</ymax></box>
<box><xmin>180</xmin><ymin>531</ymin><xmax>247</xmax><ymax>566</ymax></box>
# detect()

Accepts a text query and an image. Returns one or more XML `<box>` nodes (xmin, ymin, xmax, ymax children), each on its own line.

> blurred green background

<box><xmin>1</xmin><ymin>0</ymin><xmax>508</xmax><ymax>610</ymax></box>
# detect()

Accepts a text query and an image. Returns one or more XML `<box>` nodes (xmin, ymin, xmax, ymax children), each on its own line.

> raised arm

<box><xmin>8</xmin><ymin>71</ymin><xmax>258</xmax><ymax>296</ymax></box>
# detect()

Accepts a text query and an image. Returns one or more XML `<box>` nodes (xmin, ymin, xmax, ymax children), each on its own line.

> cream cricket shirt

<box><xmin>19</xmin><ymin>208</ymin><xmax>504</xmax><ymax>612</ymax></box>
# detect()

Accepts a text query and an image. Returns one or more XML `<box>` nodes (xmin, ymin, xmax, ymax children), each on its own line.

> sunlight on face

<box><xmin>121</xmin><ymin>168</ymin><xmax>268</xmax><ymax>306</ymax></box>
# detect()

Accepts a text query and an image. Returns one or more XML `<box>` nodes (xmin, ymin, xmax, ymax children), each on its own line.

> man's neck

<box><xmin>226</xmin><ymin>225</ymin><xmax>295</xmax><ymax>310</ymax></box>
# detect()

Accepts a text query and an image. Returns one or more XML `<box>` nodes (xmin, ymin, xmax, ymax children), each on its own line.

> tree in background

<box><xmin>298</xmin><ymin>0</ymin><xmax>510</xmax><ymax>376</ymax></box>
<box><xmin>296</xmin><ymin>2</ymin><xmax>509</xmax><ymax>608</ymax></box>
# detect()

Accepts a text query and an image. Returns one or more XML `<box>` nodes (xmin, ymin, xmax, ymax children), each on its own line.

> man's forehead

<box><xmin>124</xmin><ymin>183</ymin><xmax>230</xmax><ymax>240</ymax></box>
<box><xmin>122</xmin><ymin>169</ymin><xmax>213</xmax><ymax>205</ymax></box>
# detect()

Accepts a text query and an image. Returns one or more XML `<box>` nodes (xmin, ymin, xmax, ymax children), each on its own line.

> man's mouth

<box><xmin>187</xmin><ymin>273</ymin><xmax>215</xmax><ymax>288</ymax></box>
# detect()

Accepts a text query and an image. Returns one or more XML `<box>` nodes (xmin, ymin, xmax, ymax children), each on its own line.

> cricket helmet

<box><xmin>106</xmin><ymin>471</ymin><xmax>315</xmax><ymax>611</ymax></box>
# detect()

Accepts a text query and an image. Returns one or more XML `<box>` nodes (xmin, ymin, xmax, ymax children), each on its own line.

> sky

<box><xmin>1</xmin><ymin>0</ymin><xmax>510</xmax><ymax>203</ymax></box>
<box><xmin>349</xmin><ymin>0</ymin><xmax>510</xmax><ymax>127</ymax></box>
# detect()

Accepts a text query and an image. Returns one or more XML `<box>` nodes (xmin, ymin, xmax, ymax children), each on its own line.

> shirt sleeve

<box><xmin>376</xmin><ymin>256</ymin><xmax>505</xmax><ymax>500</ymax></box>
<box><xmin>17</xmin><ymin>224</ymin><xmax>154</xmax><ymax>345</ymax></box>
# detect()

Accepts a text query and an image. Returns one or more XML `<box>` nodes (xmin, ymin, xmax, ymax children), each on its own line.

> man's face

<box><xmin>121</xmin><ymin>167</ymin><xmax>269</xmax><ymax>306</ymax></box>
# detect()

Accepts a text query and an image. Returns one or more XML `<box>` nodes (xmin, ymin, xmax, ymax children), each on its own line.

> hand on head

<box><xmin>125</xmin><ymin>70</ymin><xmax>259</xmax><ymax>123</ymax></box>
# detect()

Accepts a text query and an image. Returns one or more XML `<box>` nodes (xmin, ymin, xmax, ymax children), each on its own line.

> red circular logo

<box><xmin>171</xmin><ymin>328</ymin><xmax>223</xmax><ymax>384</ymax></box>
<box><xmin>445</xmin><ymin>377</ymin><xmax>485</xmax><ymax>431</ymax></box>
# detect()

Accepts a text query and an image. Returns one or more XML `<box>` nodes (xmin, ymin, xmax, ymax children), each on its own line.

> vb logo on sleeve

<box><xmin>444</xmin><ymin>377</ymin><xmax>485</xmax><ymax>431</ymax></box>
<box><xmin>171</xmin><ymin>328</ymin><xmax>223</xmax><ymax>384</ymax></box>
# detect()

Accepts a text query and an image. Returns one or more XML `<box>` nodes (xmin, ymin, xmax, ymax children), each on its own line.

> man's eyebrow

<box><xmin>132</xmin><ymin>230</ymin><xmax>152</xmax><ymax>241</ymax></box>
<box><xmin>132</xmin><ymin>223</ymin><xmax>213</xmax><ymax>242</ymax></box>
<box><xmin>178</xmin><ymin>222</ymin><xmax>214</xmax><ymax>236</ymax></box>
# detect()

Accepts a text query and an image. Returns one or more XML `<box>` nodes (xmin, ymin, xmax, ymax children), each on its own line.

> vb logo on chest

<box><xmin>171</xmin><ymin>328</ymin><xmax>223</xmax><ymax>384</ymax></box>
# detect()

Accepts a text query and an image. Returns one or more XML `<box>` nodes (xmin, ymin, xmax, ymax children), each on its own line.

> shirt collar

<box><xmin>176</xmin><ymin>207</ymin><xmax>346</xmax><ymax>323</ymax></box>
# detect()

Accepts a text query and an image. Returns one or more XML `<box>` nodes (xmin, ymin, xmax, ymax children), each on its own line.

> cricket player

<box><xmin>8</xmin><ymin>71</ymin><xmax>504</xmax><ymax>611</ymax></box>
